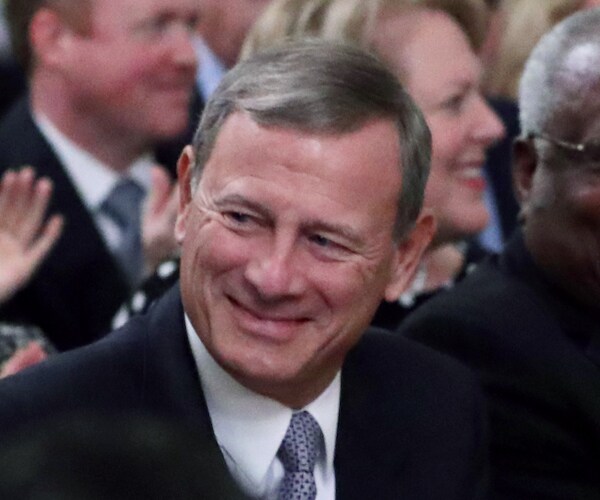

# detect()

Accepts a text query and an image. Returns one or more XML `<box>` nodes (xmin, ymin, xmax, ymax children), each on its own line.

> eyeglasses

<box><xmin>527</xmin><ymin>132</ymin><xmax>600</xmax><ymax>163</ymax></box>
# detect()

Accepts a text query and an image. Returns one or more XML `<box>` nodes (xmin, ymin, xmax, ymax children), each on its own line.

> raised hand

<box><xmin>0</xmin><ymin>167</ymin><xmax>64</xmax><ymax>304</ymax></box>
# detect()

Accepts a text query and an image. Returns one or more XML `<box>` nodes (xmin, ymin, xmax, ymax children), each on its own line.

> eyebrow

<box><xmin>214</xmin><ymin>194</ymin><xmax>365</xmax><ymax>247</ymax></box>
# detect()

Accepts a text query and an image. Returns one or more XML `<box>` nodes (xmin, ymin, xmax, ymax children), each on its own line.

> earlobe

<box><xmin>174</xmin><ymin>146</ymin><xmax>195</xmax><ymax>244</ymax></box>
<box><xmin>383</xmin><ymin>211</ymin><xmax>436</xmax><ymax>301</ymax></box>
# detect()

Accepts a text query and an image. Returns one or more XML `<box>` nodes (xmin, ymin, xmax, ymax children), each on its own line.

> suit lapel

<box><xmin>335</xmin><ymin>335</ymin><xmax>408</xmax><ymax>498</ymax></box>
<box><xmin>140</xmin><ymin>286</ymin><xmax>232</xmax><ymax>477</ymax></box>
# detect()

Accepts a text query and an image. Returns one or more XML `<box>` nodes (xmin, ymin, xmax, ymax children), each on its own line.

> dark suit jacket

<box><xmin>0</xmin><ymin>58</ymin><xmax>26</xmax><ymax>119</ymax></box>
<box><xmin>402</xmin><ymin>230</ymin><xmax>600</xmax><ymax>499</ymax></box>
<box><xmin>0</xmin><ymin>94</ymin><xmax>195</xmax><ymax>350</ymax></box>
<box><xmin>0</xmin><ymin>285</ymin><xmax>487</xmax><ymax>499</ymax></box>
<box><xmin>0</xmin><ymin>97</ymin><xmax>131</xmax><ymax>350</ymax></box>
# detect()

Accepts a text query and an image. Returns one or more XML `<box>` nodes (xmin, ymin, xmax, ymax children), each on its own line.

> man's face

<box><xmin>60</xmin><ymin>0</ymin><xmax>199</xmax><ymax>145</ymax></box>
<box><xmin>176</xmin><ymin>112</ymin><xmax>429</xmax><ymax>406</ymax></box>
<box><xmin>519</xmin><ymin>95</ymin><xmax>600</xmax><ymax>309</ymax></box>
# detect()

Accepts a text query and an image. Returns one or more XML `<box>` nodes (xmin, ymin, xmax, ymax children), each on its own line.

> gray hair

<box><xmin>191</xmin><ymin>39</ymin><xmax>431</xmax><ymax>240</ymax></box>
<box><xmin>519</xmin><ymin>7</ymin><xmax>600</xmax><ymax>138</ymax></box>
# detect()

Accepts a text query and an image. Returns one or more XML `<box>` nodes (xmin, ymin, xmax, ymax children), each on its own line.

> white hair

<box><xmin>519</xmin><ymin>7</ymin><xmax>600</xmax><ymax>136</ymax></box>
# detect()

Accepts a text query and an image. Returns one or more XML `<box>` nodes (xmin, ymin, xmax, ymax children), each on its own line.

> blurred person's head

<box><xmin>244</xmin><ymin>0</ymin><xmax>504</xmax><ymax>247</ymax></box>
<box><xmin>5</xmin><ymin>0</ymin><xmax>200</xmax><ymax>165</ymax></box>
<box><xmin>175</xmin><ymin>40</ymin><xmax>434</xmax><ymax>407</ymax></box>
<box><xmin>372</xmin><ymin>4</ymin><xmax>505</xmax><ymax>245</ymax></box>
<box><xmin>0</xmin><ymin>413</ymin><xmax>246</xmax><ymax>499</ymax></box>
<box><xmin>197</xmin><ymin>0</ymin><xmax>272</xmax><ymax>67</ymax></box>
<box><xmin>515</xmin><ymin>7</ymin><xmax>600</xmax><ymax>310</ymax></box>
<box><xmin>482</xmin><ymin>0</ymin><xmax>587</xmax><ymax>99</ymax></box>
<box><xmin>240</xmin><ymin>0</ymin><xmax>375</xmax><ymax>58</ymax></box>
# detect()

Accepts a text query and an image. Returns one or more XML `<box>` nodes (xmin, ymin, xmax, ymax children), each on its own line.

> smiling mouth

<box><xmin>455</xmin><ymin>166</ymin><xmax>486</xmax><ymax>190</ymax></box>
<box><xmin>227</xmin><ymin>296</ymin><xmax>309</xmax><ymax>341</ymax></box>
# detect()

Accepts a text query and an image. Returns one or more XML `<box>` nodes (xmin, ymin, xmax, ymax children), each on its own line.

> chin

<box><xmin>457</xmin><ymin>207</ymin><xmax>489</xmax><ymax>238</ymax></box>
<box><xmin>222</xmin><ymin>351</ymin><xmax>306</xmax><ymax>393</ymax></box>
<box><xmin>438</xmin><ymin>216</ymin><xmax>489</xmax><ymax>245</ymax></box>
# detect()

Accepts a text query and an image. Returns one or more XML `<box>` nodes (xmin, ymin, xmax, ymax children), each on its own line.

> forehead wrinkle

<box><xmin>207</xmin><ymin>186</ymin><xmax>367</xmax><ymax>247</ymax></box>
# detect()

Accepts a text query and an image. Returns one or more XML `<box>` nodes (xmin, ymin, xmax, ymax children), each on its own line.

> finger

<box><xmin>22</xmin><ymin>214</ymin><xmax>64</xmax><ymax>278</ymax></box>
<box><xmin>15</xmin><ymin>176</ymin><xmax>54</xmax><ymax>244</ymax></box>
<box><xmin>0</xmin><ymin>170</ymin><xmax>18</xmax><ymax>228</ymax></box>
<box><xmin>0</xmin><ymin>341</ymin><xmax>47</xmax><ymax>378</ymax></box>
<box><xmin>146</xmin><ymin>165</ymin><xmax>173</xmax><ymax>216</ymax></box>
<box><xmin>4</xmin><ymin>167</ymin><xmax>36</xmax><ymax>234</ymax></box>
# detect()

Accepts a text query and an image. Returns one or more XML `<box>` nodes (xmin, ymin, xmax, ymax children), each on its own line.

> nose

<box><xmin>472</xmin><ymin>95</ymin><xmax>506</xmax><ymax>148</ymax></box>
<box><xmin>244</xmin><ymin>237</ymin><xmax>305</xmax><ymax>302</ymax></box>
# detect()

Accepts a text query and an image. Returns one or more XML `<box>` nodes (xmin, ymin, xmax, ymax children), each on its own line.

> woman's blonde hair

<box><xmin>483</xmin><ymin>0</ymin><xmax>584</xmax><ymax>99</ymax></box>
<box><xmin>241</xmin><ymin>0</ymin><xmax>489</xmax><ymax>60</ymax></box>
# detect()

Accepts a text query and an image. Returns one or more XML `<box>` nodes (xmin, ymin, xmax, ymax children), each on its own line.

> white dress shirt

<box><xmin>185</xmin><ymin>315</ymin><xmax>339</xmax><ymax>499</ymax></box>
<box><xmin>34</xmin><ymin>113</ymin><xmax>153</xmax><ymax>254</ymax></box>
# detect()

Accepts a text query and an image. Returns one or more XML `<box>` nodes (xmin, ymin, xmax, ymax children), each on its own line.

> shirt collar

<box><xmin>34</xmin><ymin>113</ymin><xmax>153</xmax><ymax>209</ymax></box>
<box><xmin>185</xmin><ymin>315</ymin><xmax>339</xmax><ymax>496</ymax></box>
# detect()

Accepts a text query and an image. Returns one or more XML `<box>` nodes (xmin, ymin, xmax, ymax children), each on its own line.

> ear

<box><xmin>383</xmin><ymin>210</ymin><xmax>436</xmax><ymax>301</ymax></box>
<box><xmin>29</xmin><ymin>8</ymin><xmax>73</xmax><ymax>70</ymax></box>
<box><xmin>512</xmin><ymin>137</ymin><xmax>538</xmax><ymax>206</ymax></box>
<box><xmin>174</xmin><ymin>146</ymin><xmax>195</xmax><ymax>245</ymax></box>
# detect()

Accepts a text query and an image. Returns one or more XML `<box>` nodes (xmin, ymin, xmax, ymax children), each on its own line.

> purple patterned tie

<box><xmin>277</xmin><ymin>411</ymin><xmax>322</xmax><ymax>500</ymax></box>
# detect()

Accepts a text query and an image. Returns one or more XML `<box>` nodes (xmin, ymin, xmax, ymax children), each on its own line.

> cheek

<box><xmin>185</xmin><ymin>222</ymin><xmax>249</xmax><ymax>278</ymax></box>
<box><xmin>313</xmin><ymin>259</ymin><xmax>389</xmax><ymax>323</ymax></box>
<box><xmin>430</xmin><ymin>122</ymin><xmax>463</xmax><ymax>173</ymax></box>
<box><xmin>423</xmin><ymin>156</ymin><xmax>455</xmax><ymax>219</ymax></box>
<box><xmin>568</xmin><ymin>187</ymin><xmax>600</xmax><ymax>228</ymax></box>
<box><xmin>94</xmin><ymin>49</ymin><xmax>160</xmax><ymax>97</ymax></box>
<box><xmin>424</xmin><ymin>120</ymin><xmax>469</xmax><ymax>208</ymax></box>
<box><xmin>426</xmin><ymin>122</ymin><xmax>459</xmax><ymax>194</ymax></box>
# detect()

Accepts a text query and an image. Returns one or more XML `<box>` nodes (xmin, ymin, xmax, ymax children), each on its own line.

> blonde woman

<box><xmin>243</xmin><ymin>0</ymin><xmax>505</xmax><ymax>328</ymax></box>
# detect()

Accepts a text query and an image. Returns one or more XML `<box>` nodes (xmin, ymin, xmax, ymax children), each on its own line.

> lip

<box><xmin>227</xmin><ymin>295</ymin><xmax>308</xmax><ymax>343</ymax></box>
<box><xmin>455</xmin><ymin>162</ymin><xmax>486</xmax><ymax>192</ymax></box>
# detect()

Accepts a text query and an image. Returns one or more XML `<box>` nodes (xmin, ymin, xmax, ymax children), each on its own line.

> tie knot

<box><xmin>278</xmin><ymin>411</ymin><xmax>322</xmax><ymax>473</ymax></box>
